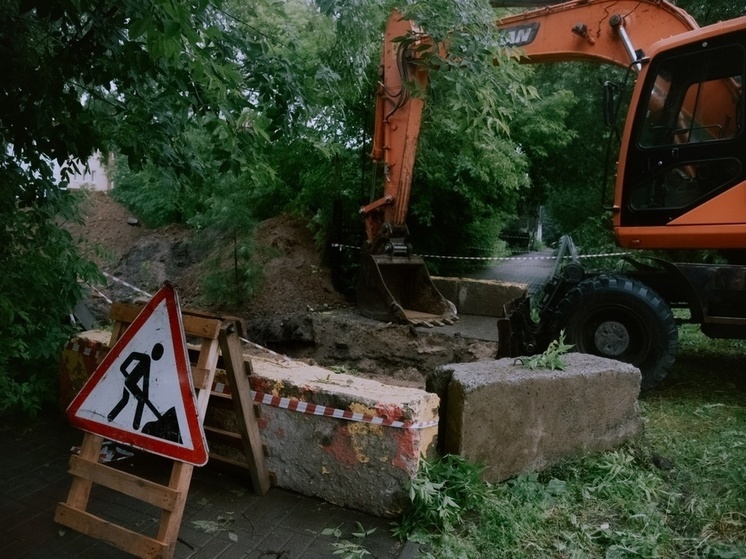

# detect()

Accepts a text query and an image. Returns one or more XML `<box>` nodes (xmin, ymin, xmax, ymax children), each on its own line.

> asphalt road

<box><xmin>468</xmin><ymin>249</ymin><xmax>557</xmax><ymax>296</ymax></box>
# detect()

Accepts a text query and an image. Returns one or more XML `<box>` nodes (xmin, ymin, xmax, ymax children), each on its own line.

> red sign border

<box><xmin>67</xmin><ymin>284</ymin><xmax>208</xmax><ymax>466</ymax></box>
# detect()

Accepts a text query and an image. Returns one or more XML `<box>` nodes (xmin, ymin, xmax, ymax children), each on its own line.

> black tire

<box><xmin>552</xmin><ymin>274</ymin><xmax>677</xmax><ymax>391</ymax></box>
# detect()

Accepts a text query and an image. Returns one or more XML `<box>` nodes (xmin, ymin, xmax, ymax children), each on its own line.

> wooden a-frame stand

<box><xmin>55</xmin><ymin>302</ymin><xmax>271</xmax><ymax>559</ymax></box>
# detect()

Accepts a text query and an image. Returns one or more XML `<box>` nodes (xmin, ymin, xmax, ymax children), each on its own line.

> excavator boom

<box><xmin>499</xmin><ymin>0</ymin><xmax>697</xmax><ymax>66</ymax></box>
<box><xmin>358</xmin><ymin>0</ymin><xmax>699</xmax><ymax>325</ymax></box>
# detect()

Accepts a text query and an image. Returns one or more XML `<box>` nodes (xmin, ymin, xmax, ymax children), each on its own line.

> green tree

<box><xmin>516</xmin><ymin>63</ymin><xmax>627</xmax><ymax>248</ymax></box>
<box><xmin>0</xmin><ymin>0</ymin><xmax>252</xmax><ymax>415</ymax></box>
<box><xmin>230</xmin><ymin>0</ymin><xmax>538</xmax><ymax>274</ymax></box>
<box><xmin>674</xmin><ymin>0</ymin><xmax>746</xmax><ymax>25</ymax></box>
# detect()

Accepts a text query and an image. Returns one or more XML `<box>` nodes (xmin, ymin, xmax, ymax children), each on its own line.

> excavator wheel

<box><xmin>551</xmin><ymin>274</ymin><xmax>677</xmax><ymax>392</ymax></box>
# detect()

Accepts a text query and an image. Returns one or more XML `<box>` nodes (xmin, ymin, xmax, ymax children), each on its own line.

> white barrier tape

<box><xmin>239</xmin><ymin>336</ymin><xmax>292</xmax><ymax>362</ymax></box>
<box><xmin>87</xmin><ymin>283</ymin><xmax>113</xmax><ymax>305</ymax></box>
<box><xmin>417</xmin><ymin>252</ymin><xmax>629</xmax><ymax>261</ymax></box>
<box><xmin>102</xmin><ymin>272</ymin><xmax>153</xmax><ymax>298</ymax></box>
<box><xmin>330</xmin><ymin>243</ymin><xmax>628</xmax><ymax>262</ymax></box>
<box><xmin>251</xmin><ymin>389</ymin><xmax>439</xmax><ymax>430</ymax></box>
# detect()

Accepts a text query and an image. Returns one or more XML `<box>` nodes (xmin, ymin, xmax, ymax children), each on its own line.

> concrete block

<box><xmin>59</xmin><ymin>330</ymin><xmax>111</xmax><ymax>410</ymax></box>
<box><xmin>249</xmin><ymin>355</ymin><xmax>440</xmax><ymax>518</ymax></box>
<box><xmin>436</xmin><ymin>354</ymin><xmax>642</xmax><ymax>482</ymax></box>
<box><xmin>432</xmin><ymin>277</ymin><xmax>526</xmax><ymax>317</ymax></box>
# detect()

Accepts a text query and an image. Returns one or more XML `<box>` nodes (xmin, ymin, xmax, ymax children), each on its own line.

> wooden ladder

<box><xmin>55</xmin><ymin>302</ymin><xmax>271</xmax><ymax>559</ymax></box>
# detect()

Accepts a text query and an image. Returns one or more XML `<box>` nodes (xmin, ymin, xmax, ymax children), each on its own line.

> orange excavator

<box><xmin>358</xmin><ymin>0</ymin><xmax>746</xmax><ymax>389</ymax></box>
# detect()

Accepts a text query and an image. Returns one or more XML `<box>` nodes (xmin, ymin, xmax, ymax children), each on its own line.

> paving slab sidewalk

<box><xmin>0</xmin><ymin>409</ymin><xmax>418</xmax><ymax>559</ymax></box>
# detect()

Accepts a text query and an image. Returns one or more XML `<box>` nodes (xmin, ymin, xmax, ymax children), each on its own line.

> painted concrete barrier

<box><xmin>245</xmin><ymin>354</ymin><xmax>439</xmax><ymax>517</ymax></box>
<box><xmin>60</xmin><ymin>332</ymin><xmax>439</xmax><ymax>518</ymax></box>
<box><xmin>432</xmin><ymin>277</ymin><xmax>526</xmax><ymax>317</ymax></box>
<box><xmin>427</xmin><ymin>354</ymin><xmax>642</xmax><ymax>482</ymax></box>
<box><xmin>61</xmin><ymin>327</ymin><xmax>639</xmax><ymax>517</ymax></box>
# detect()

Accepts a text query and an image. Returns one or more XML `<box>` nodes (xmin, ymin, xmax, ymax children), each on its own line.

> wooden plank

<box><xmin>109</xmin><ymin>301</ymin><xmax>138</xmax><ymax>325</ymax></box>
<box><xmin>55</xmin><ymin>504</ymin><xmax>166</xmax><ymax>559</ymax></box>
<box><xmin>153</xmin><ymin>335</ymin><xmax>219</xmax><ymax>558</ymax></box>
<box><xmin>218</xmin><ymin>323</ymin><xmax>271</xmax><ymax>495</ymax></box>
<box><xmin>194</xmin><ymin>338</ymin><xmax>220</xmax><ymax>417</ymax></box>
<box><xmin>109</xmin><ymin>320</ymin><xmax>126</xmax><ymax>348</ymax></box>
<box><xmin>182</xmin><ymin>313</ymin><xmax>222</xmax><ymax>340</ymax></box>
<box><xmin>204</xmin><ymin>425</ymin><xmax>243</xmax><ymax>447</ymax></box>
<box><xmin>207</xmin><ymin>453</ymin><xmax>276</xmax><ymax>488</ymax></box>
<box><xmin>191</xmin><ymin>366</ymin><xmax>210</xmax><ymax>391</ymax></box>
<box><xmin>156</xmin><ymin>461</ymin><xmax>193</xmax><ymax>559</ymax></box>
<box><xmin>208</xmin><ymin>390</ymin><xmax>233</xmax><ymax>403</ymax></box>
<box><xmin>68</xmin><ymin>456</ymin><xmax>179</xmax><ymax>511</ymax></box>
<box><xmin>110</xmin><ymin>302</ymin><xmax>222</xmax><ymax>340</ymax></box>
<box><xmin>207</xmin><ymin>453</ymin><xmax>251</xmax><ymax>471</ymax></box>
<box><xmin>64</xmin><ymin>432</ymin><xmax>103</xmax><ymax>510</ymax></box>
<box><xmin>205</xmin><ymin>391</ymin><xmax>263</xmax><ymax>413</ymax></box>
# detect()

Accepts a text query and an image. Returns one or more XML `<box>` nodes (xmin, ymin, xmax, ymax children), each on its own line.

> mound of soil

<box><xmin>68</xmin><ymin>191</ymin><xmax>496</xmax><ymax>388</ymax></box>
<box><xmin>68</xmin><ymin>191</ymin><xmax>349</xmax><ymax>316</ymax></box>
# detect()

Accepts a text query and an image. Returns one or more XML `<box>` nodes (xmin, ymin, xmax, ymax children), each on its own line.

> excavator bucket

<box><xmin>357</xmin><ymin>253</ymin><xmax>457</xmax><ymax>327</ymax></box>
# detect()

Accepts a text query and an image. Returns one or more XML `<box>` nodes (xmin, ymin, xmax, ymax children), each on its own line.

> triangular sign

<box><xmin>67</xmin><ymin>284</ymin><xmax>209</xmax><ymax>466</ymax></box>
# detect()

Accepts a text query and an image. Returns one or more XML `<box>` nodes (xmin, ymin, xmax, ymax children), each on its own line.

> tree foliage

<box><xmin>12</xmin><ymin>0</ymin><xmax>717</xmax><ymax>414</ymax></box>
<box><xmin>0</xmin><ymin>0</ymin><xmax>258</xmax><ymax>415</ymax></box>
<box><xmin>516</xmin><ymin>62</ymin><xmax>628</xmax><ymax>246</ymax></box>
<box><xmin>399</xmin><ymin>0</ymin><xmax>539</xmax><ymax>272</ymax></box>
<box><xmin>673</xmin><ymin>0</ymin><xmax>746</xmax><ymax>25</ymax></box>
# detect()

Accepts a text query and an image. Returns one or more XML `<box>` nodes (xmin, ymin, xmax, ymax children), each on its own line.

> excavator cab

<box><xmin>615</xmin><ymin>21</ymin><xmax>746</xmax><ymax>249</ymax></box>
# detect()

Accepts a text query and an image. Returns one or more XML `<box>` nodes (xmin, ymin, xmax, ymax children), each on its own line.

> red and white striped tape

<box><xmin>66</xmin><ymin>340</ymin><xmax>106</xmax><ymax>361</ymax></box>
<box><xmin>251</xmin><ymin>390</ymin><xmax>439</xmax><ymax>430</ymax></box>
<box><xmin>87</xmin><ymin>283</ymin><xmax>113</xmax><ymax>305</ymax></box>
<box><xmin>102</xmin><ymin>272</ymin><xmax>153</xmax><ymax>298</ymax></box>
<box><xmin>211</xmin><ymin>381</ymin><xmax>436</xmax><ymax>430</ymax></box>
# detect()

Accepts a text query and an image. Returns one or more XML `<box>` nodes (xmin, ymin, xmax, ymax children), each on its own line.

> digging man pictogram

<box><xmin>107</xmin><ymin>342</ymin><xmax>182</xmax><ymax>443</ymax></box>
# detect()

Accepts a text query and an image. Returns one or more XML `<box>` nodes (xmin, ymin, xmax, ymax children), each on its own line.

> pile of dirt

<box><xmin>68</xmin><ymin>191</ymin><xmax>496</xmax><ymax>388</ymax></box>
<box><xmin>67</xmin><ymin>191</ymin><xmax>349</xmax><ymax>317</ymax></box>
<box><xmin>246</xmin><ymin>215</ymin><xmax>350</xmax><ymax>317</ymax></box>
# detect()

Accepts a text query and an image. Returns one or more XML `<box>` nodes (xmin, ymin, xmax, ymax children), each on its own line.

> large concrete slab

<box><xmin>430</xmin><ymin>354</ymin><xmax>642</xmax><ymax>482</ymax></box>
<box><xmin>246</xmin><ymin>354</ymin><xmax>440</xmax><ymax>517</ymax></box>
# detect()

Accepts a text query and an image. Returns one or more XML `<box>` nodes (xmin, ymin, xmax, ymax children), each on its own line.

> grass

<box><xmin>399</xmin><ymin>324</ymin><xmax>746</xmax><ymax>558</ymax></box>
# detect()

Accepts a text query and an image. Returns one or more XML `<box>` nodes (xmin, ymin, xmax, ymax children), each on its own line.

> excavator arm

<box><xmin>357</xmin><ymin>0</ymin><xmax>698</xmax><ymax>325</ymax></box>
<box><xmin>498</xmin><ymin>0</ymin><xmax>696</xmax><ymax>66</ymax></box>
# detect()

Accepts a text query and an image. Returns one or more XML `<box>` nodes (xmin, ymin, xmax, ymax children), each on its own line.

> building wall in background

<box><xmin>55</xmin><ymin>152</ymin><xmax>113</xmax><ymax>190</ymax></box>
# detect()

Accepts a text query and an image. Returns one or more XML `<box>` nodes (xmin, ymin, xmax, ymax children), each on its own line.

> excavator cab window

<box><xmin>639</xmin><ymin>48</ymin><xmax>742</xmax><ymax>148</ymax></box>
<box><xmin>622</xmin><ymin>35</ymin><xmax>746</xmax><ymax>225</ymax></box>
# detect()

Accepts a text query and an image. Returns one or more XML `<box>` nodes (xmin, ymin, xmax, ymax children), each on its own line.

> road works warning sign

<box><xmin>67</xmin><ymin>284</ymin><xmax>208</xmax><ymax>466</ymax></box>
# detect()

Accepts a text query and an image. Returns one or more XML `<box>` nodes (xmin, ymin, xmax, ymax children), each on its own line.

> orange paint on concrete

<box><xmin>322</xmin><ymin>426</ymin><xmax>359</xmax><ymax>467</ymax></box>
<box><xmin>391</xmin><ymin>429</ymin><xmax>418</xmax><ymax>474</ymax></box>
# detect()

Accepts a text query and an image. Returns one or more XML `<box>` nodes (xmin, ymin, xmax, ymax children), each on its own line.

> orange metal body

<box><xmin>362</xmin><ymin>12</ymin><xmax>429</xmax><ymax>248</ymax></box>
<box><xmin>613</xmin><ymin>16</ymin><xmax>746</xmax><ymax>249</ymax></box>
<box><xmin>365</xmin><ymin>0</ymin><xmax>746</xmax><ymax>252</ymax></box>
<box><xmin>498</xmin><ymin>0</ymin><xmax>696</xmax><ymax>65</ymax></box>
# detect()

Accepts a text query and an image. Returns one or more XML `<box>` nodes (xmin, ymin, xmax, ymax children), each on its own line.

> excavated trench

<box><xmin>245</xmin><ymin>309</ymin><xmax>499</xmax><ymax>389</ymax></box>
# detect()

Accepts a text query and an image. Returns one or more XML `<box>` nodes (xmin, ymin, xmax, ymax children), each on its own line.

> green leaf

<box><xmin>129</xmin><ymin>16</ymin><xmax>153</xmax><ymax>40</ymax></box>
